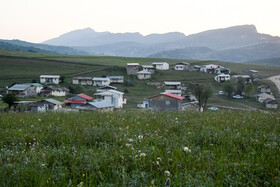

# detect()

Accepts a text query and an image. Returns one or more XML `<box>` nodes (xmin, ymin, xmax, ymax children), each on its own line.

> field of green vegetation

<box><xmin>0</xmin><ymin>111</ymin><xmax>279</xmax><ymax>186</ymax></box>
<box><xmin>1</xmin><ymin>49</ymin><xmax>280</xmax><ymax>111</ymax></box>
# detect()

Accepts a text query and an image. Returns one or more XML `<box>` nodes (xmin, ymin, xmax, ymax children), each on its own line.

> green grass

<box><xmin>0</xmin><ymin>111</ymin><xmax>279</xmax><ymax>186</ymax></box>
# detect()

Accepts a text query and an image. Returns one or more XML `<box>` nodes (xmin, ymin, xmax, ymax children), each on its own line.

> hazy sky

<box><xmin>1</xmin><ymin>0</ymin><xmax>280</xmax><ymax>43</ymax></box>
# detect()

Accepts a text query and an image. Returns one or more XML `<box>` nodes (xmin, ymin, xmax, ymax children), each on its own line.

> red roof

<box><xmin>77</xmin><ymin>93</ymin><xmax>93</xmax><ymax>101</ymax></box>
<box><xmin>163</xmin><ymin>92</ymin><xmax>185</xmax><ymax>100</ymax></box>
<box><xmin>64</xmin><ymin>99</ymin><xmax>86</xmax><ymax>104</ymax></box>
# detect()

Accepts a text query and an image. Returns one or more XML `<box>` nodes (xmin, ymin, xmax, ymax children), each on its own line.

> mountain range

<box><xmin>1</xmin><ymin>25</ymin><xmax>280</xmax><ymax>64</ymax></box>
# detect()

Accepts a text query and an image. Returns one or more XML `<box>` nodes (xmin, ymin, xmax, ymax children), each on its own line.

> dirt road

<box><xmin>267</xmin><ymin>75</ymin><xmax>280</xmax><ymax>93</ymax></box>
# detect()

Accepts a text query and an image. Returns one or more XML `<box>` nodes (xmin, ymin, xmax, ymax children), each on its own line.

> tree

<box><xmin>189</xmin><ymin>83</ymin><xmax>213</xmax><ymax>112</ymax></box>
<box><xmin>236</xmin><ymin>77</ymin><xmax>245</xmax><ymax>95</ymax></box>
<box><xmin>244</xmin><ymin>82</ymin><xmax>255</xmax><ymax>98</ymax></box>
<box><xmin>222</xmin><ymin>80</ymin><xmax>235</xmax><ymax>98</ymax></box>
<box><xmin>2</xmin><ymin>93</ymin><xmax>18</xmax><ymax>110</ymax></box>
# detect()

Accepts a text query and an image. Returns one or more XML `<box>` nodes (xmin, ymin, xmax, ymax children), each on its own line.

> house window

<box><xmin>166</xmin><ymin>100</ymin><xmax>170</xmax><ymax>105</ymax></box>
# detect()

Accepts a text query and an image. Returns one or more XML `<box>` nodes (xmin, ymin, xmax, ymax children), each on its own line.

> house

<box><xmin>75</xmin><ymin>101</ymin><xmax>114</xmax><ymax>112</ymax></box>
<box><xmin>8</xmin><ymin>84</ymin><xmax>37</xmax><ymax>97</ymax></box>
<box><xmin>214</xmin><ymin>67</ymin><xmax>231</xmax><ymax>75</ymax></box>
<box><xmin>72</xmin><ymin>77</ymin><xmax>93</xmax><ymax>85</ymax></box>
<box><xmin>152</xmin><ymin>62</ymin><xmax>169</xmax><ymax>70</ymax></box>
<box><xmin>126</xmin><ymin>63</ymin><xmax>140</xmax><ymax>75</ymax></box>
<box><xmin>25</xmin><ymin>83</ymin><xmax>43</xmax><ymax>94</ymax></box>
<box><xmin>232</xmin><ymin>75</ymin><xmax>252</xmax><ymax>83</ymax></box>
<box><xmin>200</xmin><ymin>64</ymin><xmax>220</xmax><ymax>73</ymax></box>
<box><xmin>142</xmin><ymin>65</ymin><xmax>155</xmax><ymax>74</ymax></box>
<box><xmin>29</xmin><ymin>99</ymin><xmax>63</xmax><ymax>112</ymax></box>
<box><xmin>94</xmin><ymin>90</ymin><xmax>125</xmax><ymax>109</ymax></box>
<box><xmin>258</xmin><ymin>85</ymin><xmax>271</xmax><ymax>94</ymax></box>
<box><xmin>146</xmin><ymin>92</ymin><xmax>185</xmax><ymax>111</ymax></box>
<box><xmin>96</xmin><ymin>85</ymin><xmax>117</xmax><ymax>92</ymax></box>
<box><xmin>242</xmin><ymin>70</ymin><xmax>259</xmax><ymax>77</ymax></box>
<box><xmin>174</xmin><ymin>62</ymin><xmax>190</xmax><ymax>71</ymax></box>
<box><xmin>137</xmin><ymin>70</ymin><xmax>152</xmax><ymax>80</ymax></box>
<box><xmin>214</xmin><ymin>74</ymin><xmax>231</xmax><ymax>82</ymax></box>
<box><xmin>40</xmin><ymin>86</ymin><xmax>69</xmax><ymax>97</ymax></box>
<box><xmin>256</xmin><ymin>93</ymin><xmax>275</xmax><ymax>103</ymax></box>
<box><xmin>40</xmin><ymin>75</ymin><xmax>60</xmax><ymax>84</ymax></box>
<box><xmin>107</xmin><ymin>76</ymin><xmax>124</xmax><ymax>83</ymax></box>
<box><xmin>92</xmin><ymin>77</ymin><xmax>110</xmax><ymax>86</ymax></box>
<box><xmin>164</xmin><ymin>81</ymin><xmax>182</xmax><ymax>96</ymax></box>
<box><xmin>64</xmin><ymin>93</ymin><xmax>93</xmax><ymax>108</ymax></box>
<box><xmin>263</xmin><ymin>98</ymin><xmax>278</xmax><ymax>109</ymax></box>
<box><xmin>191</xmin><ymin>65</ymin><xmax>201</xmax><ymax>72</ymax></box>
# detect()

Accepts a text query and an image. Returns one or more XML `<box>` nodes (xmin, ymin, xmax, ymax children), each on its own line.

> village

<box><xmin>1</xmin><ymin>61</ymin><xmax>278</xmax><ymax>113</ymax></box>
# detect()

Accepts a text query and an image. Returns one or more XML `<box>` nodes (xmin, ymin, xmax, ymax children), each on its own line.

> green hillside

<box><xmin>0</xmin><ymin>49</ymin><xmax>280</xmax><ymax>111</ymax></box>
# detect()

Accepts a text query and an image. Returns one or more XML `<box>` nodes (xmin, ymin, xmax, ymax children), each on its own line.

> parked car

<box><xmin>137</xmin><ymin>104</ymin><xmax>144</xmax><ymax>108</ymax></box>
<box><xmin>232</xmin><ymin>95</ymin><xmax>244</xmax><ymax>99</ymax></box>
<box><xmin>218</xmin><ymin>91</ymin><xmax>224</xmax><ymax>95</ymax></box>
<box><xmin>208</xmin><ymin>107</ymin><xmax>219</xmax><ymax>111</ymax></box>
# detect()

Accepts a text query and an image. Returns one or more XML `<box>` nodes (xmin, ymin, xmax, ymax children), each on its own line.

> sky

<box><xmin>1</xmin><ymin>0</ymin><xmax>280</xmax><ymax>43</ymax></box>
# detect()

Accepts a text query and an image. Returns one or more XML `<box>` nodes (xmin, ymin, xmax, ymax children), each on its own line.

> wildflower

<box><xmin>183</xmin><ymin>147</ymin><xmax>191</xmax><ymax>152</ymax></box>
<box><xmin>41</xmin><ymin>163</ymin><xmax>45</xmax><ymax>167</ymax></box>
<box><xmin>165</xmin><ymin>178</ymin><xmax>171</xmax><ymax>186</ymax></box>
<box><xmin>125</xmin><ymin>143</ymin><xmax>132</xmax><ymax>147</ymax></box>
<box><xmin>138</xmin><ymin>135</ymin><xmax>143</xmax><ymax>140</ymax></box>
<box><xmin>156</xmin><ymin>161</ymin><xmax>160</xmax><ymax>165</ymax></box>
<box><xmin>140</xmin><ymin>153</ymin><xmax>146</xmax><ymax>157</ymax></box>
<box><xmin>128</xmin><ymin>138</ymin><xmax>134</xmax><ymax>142</ymax></box>
<box><xmin>164</xmin><ymin>170</ymin><xmax>170</xmax><ymax>176</ymax></box>
<box><xmin>38</xmin><ymin>119</ymin><xmax>41</xmax><ymax>121</ymax></box>
<box><xmin>33</xmin><ymin>138</ymin><xmax>36</xmax><ymax>141</ymax></box>
<box><xmin>82</xmin><ymin>173</ymin><xmax>85</xmax><ymax>177</ymax></box>
<box><xmin>157</xmin><ymin>157</ymin><xmax>162</xmax><ymax>161</ymax></box>
<box><xmin>32</xmin><ymin>144</ymin><xmax>36</xmax><ymax>147</ymax></box>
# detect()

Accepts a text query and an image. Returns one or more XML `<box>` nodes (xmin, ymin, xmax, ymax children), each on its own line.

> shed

<box><xmin>126</xmin><ymin>63</ymin><xmax>140</xmax><ymax>75</ymax></box>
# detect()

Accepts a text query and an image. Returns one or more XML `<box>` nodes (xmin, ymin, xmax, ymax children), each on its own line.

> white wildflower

<box><xmin>164</xmin><ymin>170</ymin><xmax>170</xmax><ymax>176</ymax></box>
<box><xmin>140</xmin><ymin>153</ymin><xmax>146</xmax><ymax>157</ymax></box>
<box><xmin>138</xmin><ymin>135</ymin><xmax>143</xmax><ymax>140</ymax></box>
<box><xmin>183</xmin><ymin>147</ymin><xmax>191</xmax><ymax>152</ymax></box>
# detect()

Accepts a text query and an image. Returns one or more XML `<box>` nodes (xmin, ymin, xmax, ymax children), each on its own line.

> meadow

<box><xmin>0</xmin><ymin>111</ymin><xmax>279</xmax><ymax>186</ymax></box>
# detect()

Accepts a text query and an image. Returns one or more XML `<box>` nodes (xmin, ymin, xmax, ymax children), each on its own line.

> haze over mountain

<box><xmin>42</xmin><ymin>25</ymin><xmax>280</xmax><ymax>63</ymax></box>
<box><xmin>0</xmin><ymin>39</ymin><xmax>88</xmax><ymax>55</ymax></box>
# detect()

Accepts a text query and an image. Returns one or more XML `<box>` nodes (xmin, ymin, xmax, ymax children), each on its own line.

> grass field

<box><xmin>0</xmin><ymin>111</ymin><xmax>279</xmax><ymax>186</ymax></box>
<box><xmin>0</xmin><ymin>49</ymin><xmax>280</xmax><ymax>111</ymax></box>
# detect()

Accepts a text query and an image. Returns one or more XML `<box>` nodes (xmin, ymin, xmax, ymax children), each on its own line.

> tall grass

<box><xmin>0</xmin><ymin>111</ymin><xmax>279</xmax><ymax>186</ymax></box>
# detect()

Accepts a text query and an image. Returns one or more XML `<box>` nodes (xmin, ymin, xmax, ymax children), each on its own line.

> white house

<box><xmin>164</xmin><ymin>81</ymin><xmax>182</xmax><ymax>96</ymax></box>
<box><xmin>214</xmin><ymin>74</ymin><xmax>231</xmax><ymax>82</ymax></box>
<box><xmin>8</xmin><ymin>84</ymin><xmax>37</xmax><ymax>97</ymax></box>
<box><xmin>142</xmin><ymin>65</ymin><xmax>155</xmax><ymax>74</ymax></box>
<box><xmin>107</xmin><ymin>76</ymin><xmax>124</xmax><ymax>83</ymax></box>
<box><xmin>174</xmin><ymin>62</ymin><xmax>190</xmax><ymax>71</ymax></box>
<box><xmin>152</xmin><ymin>62</ymin><xmax>169</xmax><ymax>70</ymax></box>
<box><xmin>137</xmin><ymin>70</ymin><xmax>152</xmax><ymax>80</ymax></box>
<box><xmin>92</xmin><ymin>77</ymin><xmax>110</xmax><ymax>86</ymax></box>
<box><xmin>200</xmin><ymin>64</ymin><xmax>220</xmax><ymax>73</ymax></box>
<box><xmin>40</xmin><ymin>75</ymin><xmax>60</xmax><ymax>84</ymax></box>
<box><xmin>94</xmin><ymin>90</ymin><xmax>125</xmax><ymax>108</ymax></box>
<box><xmin>40</xmin><ymin>86</ymin><xmax>69</xmax><ymax>97</ymax></box>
